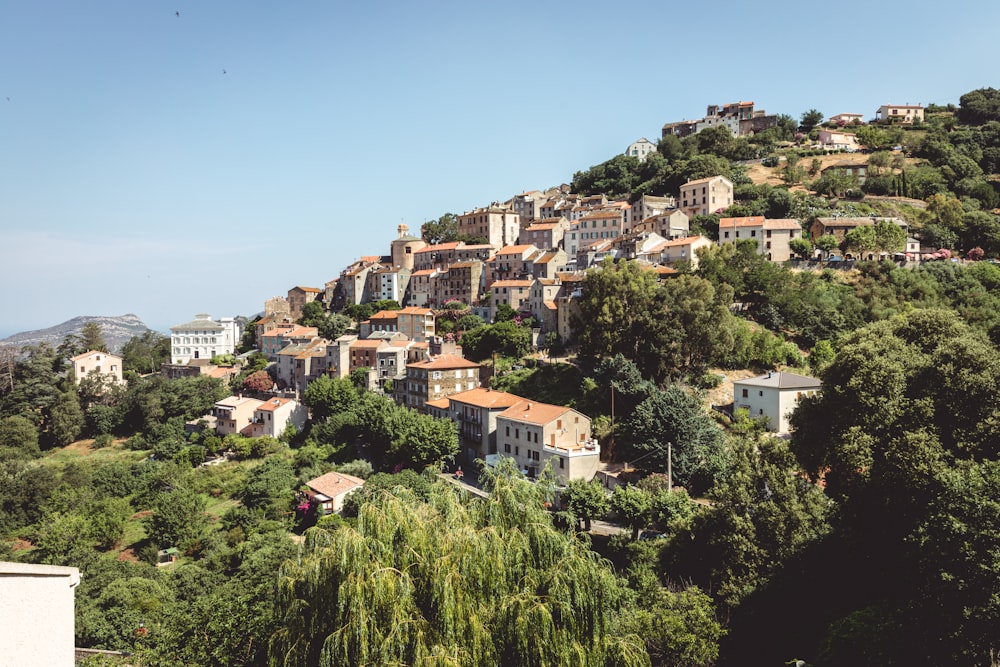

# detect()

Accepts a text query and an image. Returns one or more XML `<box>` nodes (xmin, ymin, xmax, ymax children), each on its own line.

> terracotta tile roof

<box><xmin>207</xmin><ymin>367</ymin><xmax>233</xmax><ymax>379</ymax></box>
<box><xmin>447</xmin><ymin>387</ymin><xmax>522</xmax><ymax>409</ymax></box>
<box><xmin>425</xmin><ymin>397</ymin><xmax>450</xmax><ymax>410</ymax></box>
<box><xmin>216</xmin><ymin>395</ymin><xmax>264</xmax><ymax>410</ymax></box>
<box><xmin>360</xmin><ymin>256</ymin><xmax>381</xmax><ymax>263</ymax></box>
<box><xmin>398</xmin><ymin>307</ymin><xmax>433</xmax><ymax>315</ymax></box>
<box><xmin>720</xmin><ymin>216</ymin><xmax>765</xmax><ymax>228</ymax></box>
<box><xmin>496</xmin><ymin>245</ymin><xmax>535</xmax><ymax>255</ymax></box>
<box><xmin>408</xmin><ymin>354</ymin><xmax>480</xmax><ymax>370</ymax></box>
<box><xmin>415</xmin><ymin>242</ymin><xmax>460</xmax><ymax>254</ymax></box>
<box><xmin>411</xmin><ymin>269</ymin><xmax>436</xmax><ymax>276</ymax></box>
<box><xmin>285</xmin><ymin>326</ymin><xmax>318</xmax><ymax>337</ymax></box>
<box><xmin>492</xmin><ymin>280</ymin><xmax>533</xmax><ymax>288</ymax></box>
<box><xmin>70</xmin><ymin>350</ymin><xmax>116</xmax><ymax>362</ymax></box>
<box><xmin>256</xmin><ymin>397</ymin><xmax>295</xmax><ymax>412</ymax></box>
<box><xmin>350</xmin><ymin>339</ymin><xmax>388</xmax><ymax>349</ymax></box>
<box><xmin>307</xmin><ymin>471</ymin><xmax>365</xmax><ymax>498</ymax></box>
<box><xmin>366</xmin><ymin>311</ymin><xmax>399</xmax><ymax>322</ymax></box>
<box><xmin>293</xmin><ymin>286</ymin><xmax>322</xmax><ymax>293</ymax></box>
<box><xmin>683</xmin><ymin>175</ymin><xmax>730</xmax><ymax>187</ymax></box>
<box><xmin>525</xmin><ymin>222</ymin><xmax>559</xmax><ymax>231</ymax></box>
<box><xmin>763</xmin><ymin>218</ymin><xmax>802</xmax><ymax>231</ymax></box>
<box><xmin>543</xmin><ymin>300</ymin><xmax>557</xmax><ymax>310</ymax></box>
<box><xmin>498</xmin><ymin>399</ymin><xmax>574</xmax><ymax>426</ymax></box>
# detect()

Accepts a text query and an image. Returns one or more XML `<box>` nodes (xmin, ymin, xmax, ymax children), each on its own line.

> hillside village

<box><xmin>5</xmin><ymin>88</ymin><xmax>1000</xmax><ymax>667</ymax></box>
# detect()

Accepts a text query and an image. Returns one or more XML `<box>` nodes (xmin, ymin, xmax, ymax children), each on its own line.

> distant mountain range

<box><xmin>0</xmin><ymin>314</ymin><xmax>154</xmax><ymax>354</ymax></box>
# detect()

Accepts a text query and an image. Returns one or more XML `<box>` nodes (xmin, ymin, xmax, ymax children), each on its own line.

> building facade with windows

<box><xmin>169</xmin><ymin>314</ymin><xmax>240</xmax><ymax>365</ymax></box>
<box><xmin>733</xmin><ymin>371</ymin><xmax>821</xmax><ymax>433</ymax></box>
<box><xmin>495</xmin><ymin>400</ymin><xmax>600</xmax><ymax>483</ymax></box>
<box><xmin>679</xmin><ymin>175</ymin><xmax>733</xmax><ymax>218</ymax></box>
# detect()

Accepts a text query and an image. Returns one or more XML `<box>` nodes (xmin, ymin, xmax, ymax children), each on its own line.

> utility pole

<box><xmin>667</xmin><ymin>442</ymin><xmax>673</xmax><ymax>492</ymax></box>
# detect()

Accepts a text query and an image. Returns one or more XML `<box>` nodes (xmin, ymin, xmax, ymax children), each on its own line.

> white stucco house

<box><xmin>0</xmin><ymin>562</ymin><xmax>80</xmax><ymax>666</ymax></box>
<box><xmin>169</xmin><ymin>313</ymin><xmax>241</xmax><ymax>365</ymax></box>
<box><xmin>733</xmin><ymin>371</ymin><xmax>821</xmax><ymax>433</ymax></box>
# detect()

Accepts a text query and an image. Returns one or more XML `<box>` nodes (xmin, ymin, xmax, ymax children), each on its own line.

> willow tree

<box><xmin>270</xmin><ymin>466</ymin><xmax>652</xmax><ymax>667</ymax></box>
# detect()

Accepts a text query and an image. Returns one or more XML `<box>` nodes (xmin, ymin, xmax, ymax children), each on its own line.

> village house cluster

<box><xmin>149</xmin><ymin>99</ymin><xmax>930</xmax><ymax>489</ymax></box>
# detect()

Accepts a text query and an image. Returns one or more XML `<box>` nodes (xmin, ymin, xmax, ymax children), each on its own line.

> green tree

<box><xmin>271</xmin><ymin>470</ymin><xmax>651</xmax><ymax>666</ymax></box>
<box><xmin>815</xmin><ymin>234</ymin><xmax>840</xmax><ymax>255</ymax></box>
<box><xmin>611</xmin><ymin>484</ymin><xmax>653</xmax><ymax>539</ymax></box>
<box><xmin>799</xmin><ymin>109</ymin><xmax>824</xmax><ymax>132</ymax></box>
<box><xmin>560</xmin><ymin>477</ymin><xmax>610</xmax><ymax>531</ymax></box>
<box><xmin>145</xmin><ymin>486</ymin><xmax>208</xmax><ymax>549</ymax></box>
<box><xmin>789</xmin><ymin>237</ymin><xmax>814</xmax><ymax>259</ymax></box>
<box><xmin>120</xmin><ymin>331</ymin><xmax>171</xmax><ymax>374</ymax></box>
<box><xmin>459</xmin><ymin>321</ymin><xmax>531</xmax><ymax>362</ymax></box>
<box><xmin>80</xmin><ymin>321</ymin><xmax>109</xmax><ymax>353</ymax></box>
<box><xmin>620</xmin><ymin>385</ymin><xmax>725</xmax><ymax>493</ymax></box>
<box><xmin>49</xmin><ymin>390</ymin><xmax>84</xmax><ymax>447</ymax></box>
<box><xmin>420</xmin><ymin>212</ymin><xmax>459</xmax><ymax>244</ymax></box>
<box><xmin>0</xmin><ymin>415</ymin><xmax>40</xmax><ymax>460</ymax></box>
<box><xmin>621</xmin><ymin>586</ymin><xmax>724</xmax><ymax>667</ymax></box>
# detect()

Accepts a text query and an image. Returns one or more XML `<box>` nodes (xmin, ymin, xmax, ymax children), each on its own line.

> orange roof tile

<box><xmin>499</xmin><ymin>399</ymin><xmax>574</xmax><ymax>426</ymax></box>
<box><xmin>719</xmin><ymin>216</ymin><xmax>765</xmax><ymax>228</ymax></box>
<box><xmin>447</xmin><ymin>387</ymin><xmax>522</xmax><ymax>409</ymax></box>
<box><xmin>307</xmin><ymin>471</ymin><xmax>365</xmax><ymax>498</ymax></box>
<box><xmin>408</xmin><ymin>354</ymin><xmax>480</xmax><ymax>370</ymax></box>
<box><xmin>256</xmin><ymin>397</ymin><xmax>295</xmax><ymax>412</ymax></box>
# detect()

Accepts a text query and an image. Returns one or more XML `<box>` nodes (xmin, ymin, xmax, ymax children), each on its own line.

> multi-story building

<box><xmin>509</xmin><ymin>190</ymin><xmax>547</xmax><ymax>225</ymax></box>
<box><xmin>286</xmin><ymin>286</ymin><xmax>322</xmax><ymax>320</ymax></box>
<box><xmin>526</xmin><ymin>278</ymin><xmax>563</xmax><ymax>333</ymax></box>
<box><xmin>359</xmin><ymin>307</ymin><xmax>435</xmax><ymax>342</ymax></box>
<box><xmin>439</xmin><ymin>261</ymin><xmax>485</xmax><ymax>307</ymax></box>
<box><xmin>733</xmin><ymin>371</ymin><xmax>821</xmax><ymax>433</ymax></box>
<box><xmin>628</xmin><ymin>195</ymin><xmax>678</xmax><ymax>231</ymax></box>
<box><xmin>276</xmin><ymin>338</ymin><xmax>328</xmax><ymax>394</ymax></box>
<box><xmin>399</xmin><ymin>354</ymin><xmax>481</xmax><ymax>412</ymax></box>
<box><xmin>249</xmin><ymin>397</ymin><xmax>308</xmax><ymax>439</ymax></box>
<box><xmin>169</xmin><ymin>314</ymin><xmax>240</xmax><ymax>365</ymax></box>
<box><xmin>530</xmin><ymin>249</ymin><xmax>568</xmax><ymax>280</ymax></box>
<box><xmin>490</xmin><ymin>279</ymin><xmax>534</xmax><ymax>321</ymax></box>
<box><xmin>631</xmin><ymin>208</ymin><xmax>690</xmax><ymax>239</ymax></box>
<box><xmin>718</xmin><ymin>216</ymin><xmax>803</xmax><ymax>262</ymax></box>
<box><xmin>875</xmin><ymin>104</ymin><xmax>924</xmax><ymax>124</ymax></box>
<box><xmin>457</xmin><ymin>204</ymin><xmax>521</xmax><ymax>250</ymax></box>
<box><xmin>495</xmin><ymin>399</ymin><xmax>600</xmax><ymax>483</ymax></box>
<box><xmin>70</xmin><ymin>350</ymin><xmax>124</xmax><ymax>385</ymax></box>
<box><xmin>625</xmin><ymin>137</ymin><xmax>657</xmax><ymax>161</ymax></box>
<box><xmin>829</xmin><ymin>112</ymin><xmax>864</xmax><ymax>125</ymax></box>
<box><xmin>486</xmin><ymin>244</ymin><xmax>542</xmax><ymax>286</ymax></box>
<box><xmin>0</xmin><ymin>562</ymin><xmax>81</xmax><ymax>667</ymax></box>
<box><xmin>521</xmin><ymin>217</ymin><xmax>570</xmax><ymax>250</ymax></box>
<box><xmin>412</xmin><ymin>242</ymin><xmax>493</xmax><ymax>272</ymax></box>
<box><xmin>405</xmin><ymin>268</ymin><xmax>442</xmax><ymax>307</ymax></box>
<box><xmin>679</xmin><ymin>175</ymin><xmax>733</xmax><ymax>218</ymax></box>
<box><xmin>425</xmin><ymin>387</ymin><xmax>523</xmax><ymax>465</ymax></box>
<box><xmin>649</xmin><ymin>235</ymin><xmax>713</xmax><ymax>269</ymax></box>
<box><xmin>575</xmin><ymin>208</ymin><xmax>625</xmax><ymax>244</ymax></box>
<box><xmin>261</xmin><ymin>325</ymin><xmax>318</xmax><ymax>361</ymax></box>
<box><xmin>213</xmin><ymin>395</ymin><xmax>265</xmax><ymax>436</ymax></box>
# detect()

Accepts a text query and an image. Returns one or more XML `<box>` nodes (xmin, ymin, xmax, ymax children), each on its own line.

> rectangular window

<box><xmin>504</xmin><ymin>444</ymin><xmax>511</xmax><ymax>453</ymax></box>
<box><xmin>741</xmin><ymin>388</ymin><xmax>748</xmax><ymax>398</ymax></box>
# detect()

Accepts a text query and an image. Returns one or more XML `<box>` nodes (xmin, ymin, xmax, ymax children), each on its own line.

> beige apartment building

<box><xmin>457</xmin><ymin>205</ymin><xmax>521</xmax><ymax>250</ymax></box>
<box><xmin>400</xmin><ymin>354</ymin><xmax>481</xmax><ymax>412</ymax></box>
<box><xmin>70</xmin><ymin>350</ymin><xmax>124</xmax><ymax>385</ymax></box>
<box><xmin>495</xmin><ymin>399</ymin><xmax>600</xmax><ymax>484</ymax></box>
<box><xmin>679</xmin><ymin>175</ymin><xmax>733</xmax><ymax>218</ymax></box>
<box><xmin>213</xmin><ymin>395</ymin><xmax>265</xmax><ymax>436</ymax></box>
<box><xmin>718</xmin><ymin>216</ymin><xmax>803</xmax><ymax>262</ymax></box>
<box><xmin>875</xmin><ymin>104</ymin><xmax>924</xmax><ymax>124</ymax></box>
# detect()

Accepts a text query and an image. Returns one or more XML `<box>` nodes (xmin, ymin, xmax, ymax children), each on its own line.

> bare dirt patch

<box><xmin>131</xmin><ymin>510</ymin><xmax>153</xmax><ymax>520</ymax></box>
<box><xmin>116</xmin><ymin>548</ymin><xmax>140</xmax><ymax>563</ymax></box>
<box><xmin>64</xmin><ymin>439</ymin><xmax>96</xmax><ymax>455</ymax></box>
<box><xmin>704</xmin><ymin>368</ymin><xmax>760</xmax><ymax>411</ymax></box>
<box><xmin>11</xmin><ymin>538</ymin><xmax>33</xmax><ymax>552</ymax></box>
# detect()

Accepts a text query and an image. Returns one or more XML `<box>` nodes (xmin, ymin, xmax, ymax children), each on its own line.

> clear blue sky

<box><xmin>2</xmin><ymin>0</ymin><xmax>996</xmax><ymax>336</ymax></box>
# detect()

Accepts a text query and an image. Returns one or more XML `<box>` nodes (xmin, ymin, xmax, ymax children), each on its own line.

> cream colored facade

<box><xmin>0</xmin><ymin>562</ymin><xmax>80</xmax><ymax>667</ymax></box>
<box><xmin>733</xmin><ymin>371</ymin><xmax>821</xmax><ymax>433</ymax></box>
<box><xmin>70</xmin><ymin>350</ymin><xmax>124</xmax><ymax>385</ymax></box>
<box><xmin>249</xmin><ymin>397</ymin><xmax>308</xmax><ymax>438</ymax></box>
<box><xmin>679</xmin><ymin>176</ymin><xmax>733</xmax><ymax>218</ymax></box>
<box><xmin>719</xmin><ymin>216</ymin><xmax>803</xmax><ymax>262</ymax></box>
<box><xmin>213</xmin><ymin>395</ymin><xmax>264</xmax><ymax>435</ymax></box>
<box><xmin>495</xmin><ymin>400</ymin><xmax>600</xmax><ymax>484</ymax></box>
<box><xmin>457</xmin><ymin>205</ymin><xmax>521</xmax><ymax>250</ymax></box>
<box><xmin>875</xmin><ymin>104</ymin><xmax>924</xmax><ymax>124</ymax></box>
